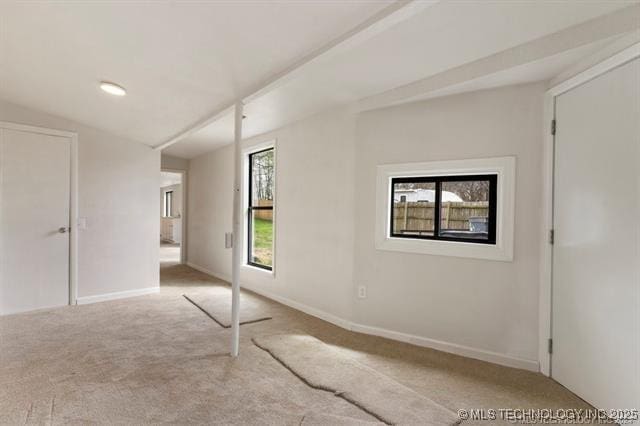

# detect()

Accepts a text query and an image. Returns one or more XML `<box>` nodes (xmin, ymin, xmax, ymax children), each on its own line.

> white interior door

<box><xmin>0</xmin><ymin>127</ymin><xmax>71</xmax><ymax>315</ymax></box>
<box><xmin>552</xmin><ymin>58</ymin><xmax>640</xmax><ymax>412</ymax></box>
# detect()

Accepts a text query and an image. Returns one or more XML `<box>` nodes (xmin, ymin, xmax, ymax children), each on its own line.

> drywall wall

<box><xmin>353</xmin><ymin>83</ymin><xmax>544</xmax><ymax>364</ymax></box>
<box><xmin>0</xmin><ymin>99</ymin><xmax>160</xmax><ymax>300</ymax></box>
<box><xmin>187</xmin><ymin>143</ymin><xmax>234</xmax><ymax>281</ymax></box>
<box><xmin>187</xmin><ymin>108</ymin><xmax>356</xmax><ymax>320</ymax></box>
<box><xmin>185</xmin><ymin>84</ymin><xmax>545</xmax><ymax>368</ymax></box>
<box><xmin>161</xmin><ymin>154</ymin><xmax>189</xmax><ymax>170</ymax></box>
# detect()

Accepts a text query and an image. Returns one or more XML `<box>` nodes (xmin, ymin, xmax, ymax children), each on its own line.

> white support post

<box><xmin>230</xmin><ymin>102</ymin><xmax>244</xmax><ymax>357</ymax></box>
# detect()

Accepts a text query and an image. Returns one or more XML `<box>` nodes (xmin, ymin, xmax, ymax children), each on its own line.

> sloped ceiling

<box><xmin>0</xmin><ymin>1</ymin><xmax>393</xmax><ymax>145</ymax></box>
<box><xmin>0</xmin><ymin>0</ymin><xmax>636</xmax><ymax>158</ymax></box>
<box><xmin>164</xmin><ymin>1</ymin><xmax>638</xmax><ymax>159</ymax></box>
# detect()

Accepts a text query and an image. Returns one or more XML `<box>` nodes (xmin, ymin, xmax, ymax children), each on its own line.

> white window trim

<box><xmin>375</xmin><ymin>156</ymin><xmax>515</xmax><ymax>262</ymax></box>
<box><xmin>241</xmin><ymin>140</ymin><xmax>276</xmax><ymax>275</ymax></box>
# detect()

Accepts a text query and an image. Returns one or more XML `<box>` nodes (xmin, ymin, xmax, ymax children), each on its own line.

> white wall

<box><xmin>354</xmin><ymin>83</ymin><xmax>544</xmax><ymax>363</ymax></box>
<box><xmin>188</xmin><ymin>108</ymin><xmax>356</xmax><ymax>321</ymax></box>
<box><xmin>161</xmin><ymin>153</ymin><xmax>188</xmax><ymax>171</ymax></box>
<box><xmin>0</xmin><ymin>99</ymin><xmax>160</xmax><ymax>299</ymax></box>
<box><xmin>188</xmin><ymin>144</ymin><xmax>234</xmax><ymax>280</ymax></box>
<box><xmin>186</xmin><ymin>83</ymin><xmax>545</xmax><ymax>368</ymax></box>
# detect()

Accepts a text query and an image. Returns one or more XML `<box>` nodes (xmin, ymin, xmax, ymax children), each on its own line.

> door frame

<box><xmin>0</xmin><ymin>121</ymin><xmax>79</xmax><ymax>307</ymax></box>
<box><xmin>160</xmin><ymin>167</ymin><xmax>187</xmax><ymax>264</ymax></box>
<box><xmin>538</xmin><ymin>42</ymin><xmax>640</xmax><ymax>376</ymax></box>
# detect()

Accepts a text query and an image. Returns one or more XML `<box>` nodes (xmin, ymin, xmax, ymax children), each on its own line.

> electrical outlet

<box><xmin>357</xmin><ymin>285</ymin><xmax>367</xmax><ymax>299</ymax></box>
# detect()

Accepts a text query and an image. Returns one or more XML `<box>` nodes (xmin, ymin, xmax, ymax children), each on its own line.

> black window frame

<box><xmin>389</xmin><ymin>174</ymin><xmax>497</xmax><ymax>245</ymax></box>
<box><xmin>164</xmin><ymin>190</ymin><xmax>173</xmax><ymax>218</ymax></box>
<box><xmin>247</xmin><ymin>147</ymin><xmax>274</xmax><ymax>271</ymax></box>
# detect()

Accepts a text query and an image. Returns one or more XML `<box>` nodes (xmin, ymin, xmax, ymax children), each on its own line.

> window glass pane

<box><xmin>251</xmin><ymin>149</ymin><xmax>274</xmax><ymax>207</ymax></box>
<box><xmin>439</xmin><ymin>180</ymin><xmax>490</xmax><ymax>240</ymax></box>
<box><xmin>392</xmin><ymin>181</ymin><xmax>435</xmax><ymax>236</ymax></box>
<box><xmin>164</xmin><ymin>191</ymin><xmax>172</xmax><ymax>217</ymax></box>
<box><xmin>250</xmin><ymin>209</ymin><xmax>273</xmax><ymax>268</ymax></box>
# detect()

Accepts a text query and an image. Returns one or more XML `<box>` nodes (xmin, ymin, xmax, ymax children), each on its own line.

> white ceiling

<box><xmin>164</xmin><ymin>0</ymin><xmax>637</xmax><ymax>159</ymax></box>
<box><xmin>0</xmin><ymin>1</ymin><xmax>392</xmax><ymax>145</ymax></box>
<box><xmin>0</xmin><ymin>0</ymin><xmax>636</xmax><ymax>159</ymax></box>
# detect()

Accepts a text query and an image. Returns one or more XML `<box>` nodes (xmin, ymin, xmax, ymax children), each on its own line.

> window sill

<box><xmin>376</xmin><ymin>235</ymin><xmax>512</xmax><ymax>261</ymax></box>
<box><xmin>242</xmin><ymin>263</ymin><xmax>275</xmax><ymax>277</ymax></box>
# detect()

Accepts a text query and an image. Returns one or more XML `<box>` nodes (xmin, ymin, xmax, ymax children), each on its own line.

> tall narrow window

<box><xmin>248</xmin><ymin>148</ymin><xmax>274</xmax><ymax>270</ymax></box>
<box><xmin>164</xmin><ymin>191</ymin><xmax>173</xmax><ymax>218</ymax></box>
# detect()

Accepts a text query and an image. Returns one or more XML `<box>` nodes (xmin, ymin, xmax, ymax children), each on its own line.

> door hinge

<box><xmin>548</xmin><ymin>338</ymin><xmax>553</xmax><ymax>354</ymax></box>
<box><xmin>550</xmin><ymin>119</ymin><xmax>556</xmax><ymax>136</ymax></box>
<box><xmin>549</xmin><ymin>229</ymin><xmax>554</xmax><ymax>245</ymax></box>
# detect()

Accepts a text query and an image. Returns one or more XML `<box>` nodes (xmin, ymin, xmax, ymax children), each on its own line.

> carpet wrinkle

<box><xmin>300</xmin><ymin>411</ymin><xmax>386</xmax><ymax>425</ymax></box>
<box><xmin>253</xmin><ymin>335</ymin><xmax>461</xmax><ymax>425</ymax></box>
<box><xmin>22</xmin><ymin>401</ymin><xmax>33</xmax><ymax>425</ymax></box>
<box><xmin>253</xmin><ymin>337</ymin><xmax>389</xmax><ymax>424</ymax></box>
<box><xmin>48</xmin><ymin>395</ymin><xmax>55</xmax><ymax>425</ymax></box>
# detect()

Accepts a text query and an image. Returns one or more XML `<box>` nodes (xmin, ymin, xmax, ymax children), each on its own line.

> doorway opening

<box><xmin>160</xmin><ymin>171</ymin><xmax>184</xmax><ymax>266</ymax></box>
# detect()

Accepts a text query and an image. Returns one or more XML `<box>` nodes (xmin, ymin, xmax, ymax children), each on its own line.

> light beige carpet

<box><xmin>0</xmin><ymin>263</ymin><xmax>595</xmax><ymax>424</ymax></box>
<box><xmin>253</xmin><ymin>334</ymin><xmax>461</xmax><ymax>425</ymax></box>
<box><xmin>300</xmin><ymin>411</ymin><xmax>384</xmax><ymax>425</ymax></box>
<box><xmin>183</xmin><ymin>287</ymin><xmax>272</xmax><ymax>328</ymax></box>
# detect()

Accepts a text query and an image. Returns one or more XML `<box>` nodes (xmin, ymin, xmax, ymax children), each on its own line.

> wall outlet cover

<box><xmin>357</xmin><ymin>285</ymin><xmax>367</xmax><ymax>299</ymax></box>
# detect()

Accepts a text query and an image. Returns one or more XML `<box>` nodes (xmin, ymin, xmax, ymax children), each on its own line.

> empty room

<box><xmin>1</xmin><ymin>1</ymin><xmax>639</xmax><ymax>424</ymax></box>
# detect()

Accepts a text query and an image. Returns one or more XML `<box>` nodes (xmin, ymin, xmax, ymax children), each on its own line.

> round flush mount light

<box><xmin>100</xmin><ymin>81</ymin><xmax>126</xmax><ymax>96</ymax></box>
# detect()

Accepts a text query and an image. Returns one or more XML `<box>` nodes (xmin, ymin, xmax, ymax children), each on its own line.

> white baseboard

<box><xmin>76</xmin><ymin>287</ymin><xmax>159</xmax><ymax>305</ymax></box>
<box><xmin>186</xmin><ymin>262</ymin><xmax>231</xmax><ymax>283</ymax></box>
<box><xmin>185</xmin><ymin>262</ymin><xmax>539</xmax><ymax>372</ymax></box>
<box><xmin>350</xmin><ymin>323</ymin><xmax>539</xmax><ymax>372</ymax></box>
<box><xmin>241</xmin><ymin>282</ymin><xmax>353</xmax><ymax>331</ymax></box>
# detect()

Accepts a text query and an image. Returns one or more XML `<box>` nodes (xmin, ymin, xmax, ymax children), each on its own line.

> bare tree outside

<box><xmin>249</xmin><ymin>149</ymin><xmax>275</xmax><ymax>268</ymax></box>
<box><xmin>251</xmin><ymin>149</ymin><xmax>274</xmax><ymax>202</ymax></box>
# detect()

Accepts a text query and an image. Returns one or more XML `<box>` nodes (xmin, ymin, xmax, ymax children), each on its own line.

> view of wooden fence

<box><xmin>254</xmin><ymin>199</ymin><xmax>273</xmax><ymax>221</ymax></box>
<box><xmin>392</xmin><ymin>201</ymin><xmax>488</xmax><ymax>233</ymax></box>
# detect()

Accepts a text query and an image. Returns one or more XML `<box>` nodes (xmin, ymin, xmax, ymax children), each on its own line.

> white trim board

<box><xmin>538</xmin><ymin>42</ymin><xmax>640</xmax><ymax>377</ymax></box>
<box><xmin>241</xmin><ymin>281</ymin><xmax>353</xmax><ymax>332</ymax></box>
<box><xmin>76</xmin><ymin>287</ymin><xmax>159</xmax><ymax>305</ymax></box>
<box><xmin>186</xmin><ymin>261</ymin><xmax>539</xmax><ymax>372</ymax></box>
<box><xmin>186</xmin><ymin>262</ymin><xmax>231</xmax><ymax>283</ymax></box>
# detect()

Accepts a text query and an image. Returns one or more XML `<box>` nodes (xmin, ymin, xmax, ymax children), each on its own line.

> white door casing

<box><xmin>0</xmin><ymin>125</ymin><xmax>75</xmax><ymax>315</ymax></box>
<box><xmin>552</xmin><ymin>58</ymin><xmax>640</xmax><ymax>412</ymax></box>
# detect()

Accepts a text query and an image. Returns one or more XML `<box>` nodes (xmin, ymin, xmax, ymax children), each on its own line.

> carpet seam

<box><xmin>182</xmin><ymin>294</ymin><xmax>272</xmax><ymax>328</ymax></box>
<box><xmin>182</xmin><ymin>294</ymin><xmax>227</xmax><ymax>328</ymax></box>
<box><xmin>252</xmin><ymin>337</ymin><xmax>393</xmax><ymax>425</ymax></box>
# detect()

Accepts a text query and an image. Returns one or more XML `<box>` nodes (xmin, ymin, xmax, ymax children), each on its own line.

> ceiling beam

<box><xmin>355</xmin><ymin>4</ymin><xmax>640</xmax><ymax>112</ymax></box>
<box><xmin>153</xmin><ymin>0</ymin><xmax>437</xmax><ymax>151</ymax></box>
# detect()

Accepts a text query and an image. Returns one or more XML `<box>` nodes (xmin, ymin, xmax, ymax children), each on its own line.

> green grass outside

<box><xmin>252</xmin><ymin>218</ymin><xmax>273</xmax><ymax>267</ymax></box>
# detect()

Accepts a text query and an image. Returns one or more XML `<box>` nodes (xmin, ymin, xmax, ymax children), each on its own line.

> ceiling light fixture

<box><xmin>100</xmin><ymin>81</ymin><xmax>127</xmax><ymax>96</ymax></box>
